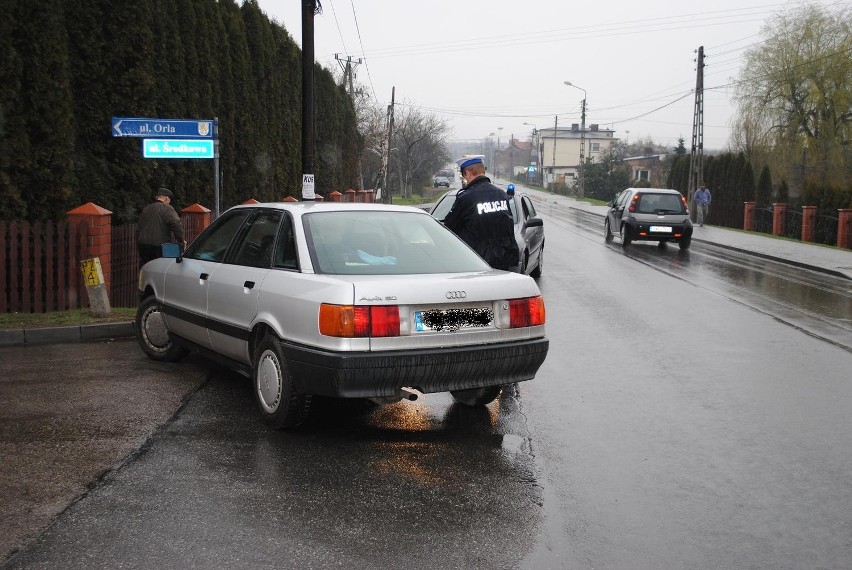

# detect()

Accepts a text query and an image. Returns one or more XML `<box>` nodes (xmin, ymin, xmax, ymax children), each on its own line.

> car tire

<box><xmin>530</xmin><ymin>245</ymin><xmax>543</xmax><ymax>279</ymax></box>
<box><xmin>679</xmin><ymin>236</ymin><xmax>692</xmax><ymax>250</ymax></box>
<box><xmin>657</xmin><ymin>240</ymin><xmax>667</xmax><ymax>249</ymax></box>
<box><xmin>135</xmin><ymin>295</ymin><xmax>188</xmax><ymax>362</ymax></box>
<box><xmin>254</xmin><ymin>334</ymin><xmax>311</xmax><ymax>429</ymax></box>
<box><xmin>621</xmin><ymin>225</ymin><xmax>632</xmax><ymax>247</ymax></box>
<box><xmin>451</xmin><ymin>386</ymin><xmax>503</xmax><ymax>406</ymax></box>
<box><xmin>604</xmin><ymin>219</ymin><xmax>613</xmax><ymax>242</ymax></box>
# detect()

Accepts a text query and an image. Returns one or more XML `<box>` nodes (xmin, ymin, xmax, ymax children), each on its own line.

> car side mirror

<box><xmin>523</xmin><ymin>217</ymin><xmax>543</xmax><ymax>229</ymax></box>
<box><xmin>606</xmin><ymin>201</ymin><xmax>614</xmax><ymax>207</ymax></box>
<box><xmin>161</xmin><ymin>242</ymin><xmax>183</xmax><ymax>263</ymax></box>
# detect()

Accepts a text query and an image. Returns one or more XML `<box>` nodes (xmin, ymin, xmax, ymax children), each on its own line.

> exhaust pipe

<box><xmin>399</xmin><ymin>387</ymin><xmax>418</xmax><ymax>401</ymax></box>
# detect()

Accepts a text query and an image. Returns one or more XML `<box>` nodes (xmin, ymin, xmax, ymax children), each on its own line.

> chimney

<box><xmin>590</xmin><ymin>124</ymin><xmax>599</xmax><ymax>131</ymax></box>
<box><xmin>571</xmin><ymin>123</ymin><xmax>579</xmax><ymax>131</ymax></box>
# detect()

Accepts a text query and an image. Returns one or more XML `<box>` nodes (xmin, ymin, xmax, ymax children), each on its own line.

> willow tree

<box><xmin>732</xmin><ymin>3</ymin><xmax>851</xmax><ymax>193</ymax></box>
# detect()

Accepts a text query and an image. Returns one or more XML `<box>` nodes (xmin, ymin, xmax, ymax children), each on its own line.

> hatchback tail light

<box><xmin>508</xmin><ymin>296</ymin><xmax>546</xmax><ymax>328</ymax></box>
<box><xmin>319</xmin><ymin>304</ymin><xmax>400</xmax><ymax>337</ymax></box>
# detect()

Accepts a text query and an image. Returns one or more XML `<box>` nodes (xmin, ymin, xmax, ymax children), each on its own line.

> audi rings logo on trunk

<box><xmin>445</xmin><ymin>290</ymin><xmax>467</xmax><ymax>299</ymax></box>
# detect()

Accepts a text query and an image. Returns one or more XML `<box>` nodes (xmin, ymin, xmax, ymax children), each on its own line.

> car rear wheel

<box><xmin>621</xmin><ymin>225</ymin><xmax>632</xmax><ymax>247</ymax></box>
<box><xmin>254</xmin><ymin>335</ymin><xmax>311</xmax><ymax>429</ymax></box>
<box><xmin>679</xmin><ymin>236</ymin><xmax>692</xmax><ymax>250</ymax></box>
<box><xmin>658</xmin><ymin>240</ymin><xmax>667</xmax><ymax>248</ymax></box>
<box><xmin>604</xmin><ymin>219</ymin><xmax>613</xmax><ymax>242</ymax></box>
<box><xmin>135</xmin><ymin>295</ymin><xmax>188</xmax><ymax>362</ymax></box>
<box><xmin>451</xmin><ymin>386</ymin><xmax>503</xmax><ymax>406</ymax></box>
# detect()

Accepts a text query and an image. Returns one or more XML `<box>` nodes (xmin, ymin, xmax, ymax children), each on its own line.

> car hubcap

<box><xmin>143</xmin><ymin>306</ymin><xmax>170</xmax><ymax>350</ymax></box>
<box><xmin>257</xmin><ymin>350</ymin><xmax>282</xmax><ymax>412</ymax></box>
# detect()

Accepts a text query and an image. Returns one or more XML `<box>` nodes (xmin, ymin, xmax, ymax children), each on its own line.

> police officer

<box><xmin>443</xmin><ymin>156</ymin><xmax>519</xmax><ymax>271</ymax></box>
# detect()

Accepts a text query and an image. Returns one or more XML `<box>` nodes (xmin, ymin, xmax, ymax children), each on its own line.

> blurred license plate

<box><xmin>650</xmin><ymin>226</ymin><xmax>672</xmax><ymax>232</ymax></box>
<box><xmin>415</xmin><ymin>307</ymin><xmax>493</xmax><ymax>332</ymax></box>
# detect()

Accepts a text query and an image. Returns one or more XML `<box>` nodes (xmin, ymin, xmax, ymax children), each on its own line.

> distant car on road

<box><xmin>135</xmin><ymin>202</ymin><xmax>549</xmax><ymax>429</ymax></box>
<box><xmin>433</xmin><ymin>175</ymin><xmax>450</xmax><ymax>188</ymax></box>
<box><xmin>430</xmin><ymin>187</ymin><xmax>545</xmax><ymax>278</ymax></box>
<box><xmin>605</xmin><ymin>187</ymin><xmax>693</xmax><ymax>249</ymax></box>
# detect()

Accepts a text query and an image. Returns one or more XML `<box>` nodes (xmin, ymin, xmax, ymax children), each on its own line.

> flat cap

<box><xmin>156</xmin><ymin>187</ymin><xmax>174</xmax><ymax>199</ymax></box>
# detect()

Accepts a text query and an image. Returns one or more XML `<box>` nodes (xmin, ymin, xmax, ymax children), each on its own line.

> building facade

<box><xmin>538</xmin><ymin>124</ymin><xmax>619</xmax><ymax>186</ymax></box>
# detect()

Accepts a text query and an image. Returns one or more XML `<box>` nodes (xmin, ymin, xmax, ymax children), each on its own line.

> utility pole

<box><xmin>688</xmin><ymin>45</ymin><xmax>705</xmax><ymax>213</ymax></box>
<box><xmin>551</xmin><ymin>115</ymin><xmax>558</xmax><ymax>191</ymax></box>
<box><xmin>380</xmin><ymin>86</ymin><xmax>395</xmax><ymax>204</ymax></box>
<box><xmin>335</xmin><ymin>53</ymin><xmax>364</xmax><ymax>190</ymax></box>
<box><xmin>301</xmin><ymin>0</ymin><xmax>322</xmax><ymax>201</ymax></box>
<box><xmin>579</xmin><ymin>97</ymin><xmax>586</xmax><ymax>199</ymax></box>
<box><xmin>335</xmin><ymin>53</ymin><xmax>363</xmax><ymax>99</ymax></box>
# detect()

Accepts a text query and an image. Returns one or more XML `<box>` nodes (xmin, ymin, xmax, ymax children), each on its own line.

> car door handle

<box><xmin>244</xmin><ymin>281</ymin><xmax>255</xmax><ymax>289</ymax></box>
<box><xmin>200</xmin><ymin>273</ymin><xmax>209</xmax><ymax>280</ymax></box>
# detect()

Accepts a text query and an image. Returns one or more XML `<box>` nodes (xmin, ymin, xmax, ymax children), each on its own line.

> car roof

<box><xmin>623</xmin><ymin>188</ymin><xmax>682</xmax><ymax>195</ymax></box>
<box><xmin>225</xmin><ymin>201</ymin><xmax>427</xmax><ymax>219</ymax></box>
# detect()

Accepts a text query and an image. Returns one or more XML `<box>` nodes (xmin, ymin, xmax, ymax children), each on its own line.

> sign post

<box><xmin>80</xmin><ymin>258</ymin><xmax>111</xmax><ymax>317</ymax></box>
<box><xmin>112</xmin><ymin>116</ymin><xmax>220</xmax><ymax>217</ymax></box>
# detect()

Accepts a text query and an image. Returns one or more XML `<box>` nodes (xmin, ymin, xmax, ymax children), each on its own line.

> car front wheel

<box><xmin>254</xmin><ymin>335</ymin><xmax>311</xmax><ymax>429</ymax></box>
<box><xmin>135</xmin><ymin>295</ymin><xmax>188</xmax><ymax>362</ymax></box>
<box><xmin>451</xmin><ymin>386</ymin><xmax>503</xmax><ymax>406</ymax></box>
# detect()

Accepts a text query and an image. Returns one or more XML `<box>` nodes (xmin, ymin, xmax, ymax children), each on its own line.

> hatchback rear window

<box><xmin>636</xmin><ymin>193</ymin><xmax>685</xmax><ymax>214</ymax></box>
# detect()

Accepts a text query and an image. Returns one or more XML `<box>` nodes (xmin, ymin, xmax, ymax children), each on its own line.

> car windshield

<box><xmin>303</xmin><ymin>210</ymin><xmax>491</xmax><ymax>275</ymax></box>
<box><xmin>636</xmin><ymin>193</ymin><xmax>685</xmax><ymax>214</ymax></box>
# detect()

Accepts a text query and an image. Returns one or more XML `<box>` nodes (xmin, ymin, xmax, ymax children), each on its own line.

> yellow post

<box><xmin>80</xmin><ymin>258</ymin><xmax>111</xmax><ymax>317</ymax></box>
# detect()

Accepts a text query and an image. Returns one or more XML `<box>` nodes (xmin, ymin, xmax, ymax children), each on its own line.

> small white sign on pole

<box><xmin>302</xmin><ymin>174</ymin><xmax>315</xmax><ymax>201</ymax></box>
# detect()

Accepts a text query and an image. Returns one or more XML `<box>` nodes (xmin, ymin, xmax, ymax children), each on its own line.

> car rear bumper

<box><xmin>625</xmin><ymin>220</ymin><xmax>693</xmax><ymax>241</ymax></box>
<box><xmin>282</xmin><ymin>337</ymin><xmax>550</xmax><ymax>398</ymax></box>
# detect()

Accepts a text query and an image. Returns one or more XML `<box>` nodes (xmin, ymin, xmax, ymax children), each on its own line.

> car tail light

<box><xmin>508</xmin><ymin>296</ymin><xmax>546</xmax><ymax>328</ymax></box>
<box><xmin>319</xmin><ymin>304</ymin><xmax>400</xmax><ymax>337</ymax></box>
<box><xmin>627</xmin><ymin>193</ymin><xmax>639</xmax><ymax>213</ymax></box>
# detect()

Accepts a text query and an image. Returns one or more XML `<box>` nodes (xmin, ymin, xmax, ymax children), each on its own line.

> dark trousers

<box><xmin>137</xmin><ymin>243</ymin><xmax>162</xmax><ymax>266</ymax></box>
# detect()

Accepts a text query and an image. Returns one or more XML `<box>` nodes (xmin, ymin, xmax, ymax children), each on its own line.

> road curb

<box><xmin>0</xmin><ymin>322</ymin><xmax>135</xmax><ymax>347</ymax></box>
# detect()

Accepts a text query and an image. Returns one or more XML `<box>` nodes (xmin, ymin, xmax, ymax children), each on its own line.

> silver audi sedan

<box><xmin>135</xmin><ymin>202</ymin><xmax>549</xmax><ymax>428</ymax></box>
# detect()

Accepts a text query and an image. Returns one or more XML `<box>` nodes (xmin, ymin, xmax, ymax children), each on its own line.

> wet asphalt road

<box><xmin>3</xmin><ymin>208</ymin><xmax>852</xmax><ymax>568</ymax></box>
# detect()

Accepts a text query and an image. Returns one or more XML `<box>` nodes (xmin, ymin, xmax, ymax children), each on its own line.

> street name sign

<box><xmin>112</xmin><ymin>117</ymin><xmax>214</xmax><ymax>138</ymax></box>
<box><xmin>142</xmin><ymin>139</ymin><xmax>215</xmax><ymax>159</ymax></box>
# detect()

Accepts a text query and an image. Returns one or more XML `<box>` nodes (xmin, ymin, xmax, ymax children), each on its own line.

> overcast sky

<box><xmin>255</xmin><ymin>0</ymin><xmax>846</xmax><ymax>151</ymax></box>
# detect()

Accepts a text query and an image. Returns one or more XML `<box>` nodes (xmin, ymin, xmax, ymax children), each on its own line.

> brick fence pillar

<box><xmin>283</xmin><ymin>196</ymin><xmax>298</xmax><ymax>203</ymax></box>
<box><xmin>837</xmin><ymin>209</ymin><xmax>852</xmax><ymax>249</ymax></box>
<box><xmin>743</xmin><ymin>201</ymin><xmax>756</xmax><ymax>231</ymax></box>
<box><xmin>67</xmin><ymin>202</ymin><xmax>113</xmax><ymax>296</ymax></box>
<box><xmin>772</xmin><ymin>203</ymin><xmax>787</xmax><ymax>236</ymax></box>
<box><xmin>344</xmin><ymin>188</ymin><xmax>356</xmax><ymax>203</ymax></box>
<box><xmin>181</xmin><ymin>203</ymin><xmax>211</xmax><ymax>244</ymax></box>
<box><xmin>356</xmin><ymin>189</ymin><xmax>368</xmax><ymax>203</ymax></box>
<box><xmin>801</xmin><ymin>205</ymin><xmax>816</xmax><ymax>243</ymax></box>
<box><xmin>328</xmin><ymin>191</ymin><xmax>342</xmax><ymax>202</ymax></box>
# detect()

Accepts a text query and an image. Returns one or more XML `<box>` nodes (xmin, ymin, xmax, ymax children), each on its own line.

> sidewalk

<box><xmin>553</xmin><ymin>195</ymin><xmax>852</xmax><ymax>281</ymax></box>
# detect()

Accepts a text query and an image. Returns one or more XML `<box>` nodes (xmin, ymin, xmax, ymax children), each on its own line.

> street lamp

<box><xmin>523</xmin><ymin>122</ymin><xmax>540</xmax><ymax>185</ymax></box>
<box><xmin>487</xmin><ymin>132</ymin><xmax>496</xmax><ymax>175</ymax></box>
<box><xmin>564</xmin><ymin>81</ymin><xmax>587</xmax><ymax>198</ymax></box>
<box><xmin>496</xmin><ymin>127</ymin><xmax>503</xmax><ymax>179</ymax></box>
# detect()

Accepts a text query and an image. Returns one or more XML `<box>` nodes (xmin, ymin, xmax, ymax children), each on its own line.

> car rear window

<box><xmin>636</xmin><ymin>193</ymin><xmax>685</xmax><ymax>214</ymax></box>
<box><xmin>303</xmin><ymin>210</ymin><xmax>490</xmax><ymax>275</ymax></box>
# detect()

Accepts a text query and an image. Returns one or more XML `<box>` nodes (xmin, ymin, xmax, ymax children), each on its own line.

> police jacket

<box><xmin>136</xmin><ymin>200</ymin><xmax>184</xmax><ymax>246</ymax></box>
<box><xmin>443</xmin><ymin>176</ymin><xmax>519</xmax><ymax>271</ymax></box>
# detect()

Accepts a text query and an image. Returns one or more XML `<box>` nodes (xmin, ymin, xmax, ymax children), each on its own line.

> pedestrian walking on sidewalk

<box><xmin>136</xmin><ymin>187</ymin><xmax>186</xmax><ymax>266</ymax></box>
<box><xmin>694</xmin><ymin>182</ymin><xmax>712</xmax><ymax>227</ymax></box>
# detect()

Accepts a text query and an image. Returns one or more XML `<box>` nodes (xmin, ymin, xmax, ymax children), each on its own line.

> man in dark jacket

<box><xmin>443</xmin><ymin>156</ymin><xmax>519</xmax><ymax>271</ymax></box>
<box><xmin>136</xmin><ymin>187</ymin><xmax>185</xmax><ymax>265</ymax></box>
